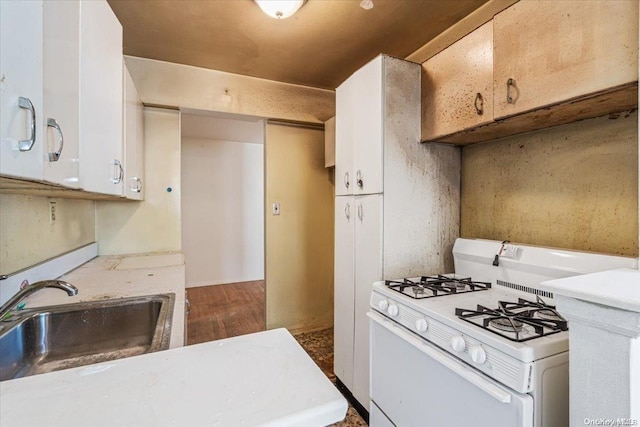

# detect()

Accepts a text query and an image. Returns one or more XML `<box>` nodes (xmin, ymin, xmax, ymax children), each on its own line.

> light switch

<box><xmin>272</xmin><ymin>203</ymin><xmax>280</xmax><ymax>215</ymax></box>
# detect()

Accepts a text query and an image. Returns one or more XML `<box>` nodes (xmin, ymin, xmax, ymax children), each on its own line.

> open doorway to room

<box><xmin>180</xmin><ymin>110</ymin><xmax>265</xmax><ymax>345</ymax></box>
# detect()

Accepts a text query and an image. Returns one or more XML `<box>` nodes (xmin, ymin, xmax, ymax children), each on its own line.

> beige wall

<box><xmin>95</xmin><ymin>108</ymin><xmax>181</xmax><ymax>255</ymax></box>
<box><xmin>0</xmin><ymin>195</ymin><xmax>95</xmax><ymax>275</ymax></box>
<box><xmin>461</xmin><ymin>112</ymin><xmax>639</xmax><ymax>257</ymax></box>
<box><xmin>124</xmin><ymin>56</ymin><xmax>335</xmax><ymax>123</ymax></box>
<box><xmin>265</xmin><ymin>124</ymin><xmax>334</xmax><ymax>333</ymax></box>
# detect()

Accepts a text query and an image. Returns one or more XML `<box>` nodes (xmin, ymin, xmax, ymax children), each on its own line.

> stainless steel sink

<box><xmin>0</xmin><ymin>293</ymin><xmax>175</xmax><ymax>381</ymax></box>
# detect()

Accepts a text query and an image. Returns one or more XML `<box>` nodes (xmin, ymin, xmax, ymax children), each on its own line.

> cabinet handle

<box><xmin>356</xmin><ymin>170</ymin><xmax>363</xmax><ymax>189</ymax></box>
<box><xmin>345</xmin><ymin>202</ymin><xmax>350</xmax><ymax>220</ymax></box>
<box><xmin>357</xmin><ymin>204</ymin><xmax>363</xmax><ymax>221</ymax></box>
<box><xmin>46</xmin><ymin>118</ymin><xmax>64</xmax><ymax>162</ymax></box>
<box><xmin>111</xmin><ymin>159</ymin><xmax>123</xmax><ymax>184</ymax></box>
<box><xmin>130</xmin><ymin>176</ymin><xmax>142</xmax><ymax>193</ymax></box>
<box><xmin>474</xmin><ymin>93</ymin><xmax>484</xmax><ymax>116</ymax></box>
<box><xmin>506</xmin><ymin>78</ymin><xmax>518</xmax><ymax>104</ymax></box>
<box><xmin>344</xmin><ymin>171</ymin><xmax>350</xmax><ymax>189</ymax></box>
<box><xmin>185</xmin><ymin>298</ymin><xmax>191</xmax><ymax>315</ymax></box>
<box><xmin>18</xmin><ymin>97</ymin><xmax>36</xmax><ymax>152</ymax></box>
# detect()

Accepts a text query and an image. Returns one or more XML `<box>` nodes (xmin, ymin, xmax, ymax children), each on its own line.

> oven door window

<box><xmin>369</xmin><ymin>312</ymin><xmax>534</xmax><ymax>427</ymax></box>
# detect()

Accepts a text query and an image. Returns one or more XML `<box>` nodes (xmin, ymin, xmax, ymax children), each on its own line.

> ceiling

<box><xmin>108</xmin><ymin>0</ymin><xmax>487</xmax><ymax>90</ymax></box>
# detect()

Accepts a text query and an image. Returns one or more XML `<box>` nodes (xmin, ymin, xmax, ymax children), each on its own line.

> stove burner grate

<box><xmin>385</xmin><ymin>275</ymin><xmax>491</xmax><ymax>299</ymax></box>
<box><xmin>455</xmin><ymin>296</ymin><xmax>568</xmax><ymax>342</ymax></box>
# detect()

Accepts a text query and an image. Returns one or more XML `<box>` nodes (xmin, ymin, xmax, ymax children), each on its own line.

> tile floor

<box><xmin>293</xmin><ymin>328</ymin><xmax>368</xmax><ymax>426</ymax></box>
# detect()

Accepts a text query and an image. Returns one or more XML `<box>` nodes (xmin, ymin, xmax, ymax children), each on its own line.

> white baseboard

<box><xmin>0</xmin><ymin>243</ymin><xmax>98</xmax><ymax>305</ymax></box>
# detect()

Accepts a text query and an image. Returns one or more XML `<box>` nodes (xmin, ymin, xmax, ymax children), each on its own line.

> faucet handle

<box><xmin>20</xmin><ymin>279</ymin><xmax>29</xmax><ymax>290</ymax></box>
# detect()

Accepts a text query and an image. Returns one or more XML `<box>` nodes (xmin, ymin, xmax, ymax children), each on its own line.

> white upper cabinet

<box><xmin>422</xmin><ymin>21</ymin><xmax>494</xmax><ymax>141</ymax></box>
<box><xmin>493</xmin><ymin>0</ymin><xmax>639</xmax><ymax>119</ymax></box>
<box><xmin>43</xmin><ymin>0</ymin><xmax>80</xmax><ymax>188</ymax></box>
<box><xmin>79</xmin><ymin>0</ymin><xmax>124</xmax><ymax>196</ymax></box>
<box><xmin>335</xmin><ymin>78</ymin><xmax>355</xmax><ymax>196</ymax></box>
<box><xmin>0</xmin><ymin>1</ymin><xmax>44</xmax><ymax>181</ymax></box>
<box><xmin>335</xmin><ymin>55</ymin><xmax>387</xmax><ymax>196</ymax></box>
<box><xmin>124</xmin><ymin>65</ymin><xmax>145</xmax><ymax>200</ymax></box>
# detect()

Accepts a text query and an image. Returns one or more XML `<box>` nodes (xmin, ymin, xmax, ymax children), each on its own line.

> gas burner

<box><xmin>535</xmin><ymin>309</ymin><xmax>563</xmax><ymax>321</ymax></box>
<box><xmin>442</xmin><ymin>280</ymin><xmax>467</xmax><ymax>291</ymax></box>
<box><xmin>489</xmin><ymin>317</ymin><xmax>524</xmax><ymax>332</ymax></box>
<box><xmin>385</xmin><ymin>275</ymin><xmax>491</xmax><ymax>299</ymax></box>
<box><xmin>499</xmin><ymin>296</ymin><xmax>568</xmax><ymax>325</ymax></box>
<box><xmin>455</xmin><ymin>297</ymin><xmax>568</xmax><ymax>342</ymax></box>
<box><xmin>412</xmin><ymin>286</ymin><xmax>425</xmax><ymax>297</ymax></box>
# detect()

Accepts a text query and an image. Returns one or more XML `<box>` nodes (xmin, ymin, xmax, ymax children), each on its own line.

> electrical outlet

<box><xmin>272</xmin><ymin>203</ymin><xmax>280</xmax><ymax>215</ymax></box>
<box><xmin>49</xmin><ymin>201</ymin><xmax>56</xmax><ymax>224</ymax></box>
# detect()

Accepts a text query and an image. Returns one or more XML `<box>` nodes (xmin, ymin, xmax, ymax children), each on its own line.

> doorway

<box><xmin>180</xmin><ymin>110</ymin><xmax>265</xmax><ymax>344</ymax></box>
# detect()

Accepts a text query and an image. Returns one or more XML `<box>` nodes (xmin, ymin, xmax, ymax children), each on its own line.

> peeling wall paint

<box><xmin>0</xmin><ymin>195</ymin><xmax>95</xmax><ymax>275</ymax></box>
<box><xmin>461</xmin><ymin>112</ymin><xmax>638</xmax><ymax>256</ymax></box>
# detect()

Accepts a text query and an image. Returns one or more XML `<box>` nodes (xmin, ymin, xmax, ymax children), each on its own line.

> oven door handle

<box><xmin>368</xmin><ymin>311</ymin><xmax>513</xmax><ymax>404</ymax></box>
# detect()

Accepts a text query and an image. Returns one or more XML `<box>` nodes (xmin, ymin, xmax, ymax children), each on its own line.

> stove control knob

<box><xmin>470</xmin><ymin>345</ymin><xmax>487</xmax><ymax>365</ymax></box>
<box><xmin>387</xmin><ymin>304</ymin><xmax>399</xmax><ymax>317</ymax></box>
<box><xmin>451</xmin><ymin>336</ymin><xmax>466</xmax><ymax>353</ymax></box>
<box><xmin>415</xmin><ymin>318</ymin><xmax>428</xmax><ymax>333</ymax></box>
<box><xmin>377</xmin><ymin>300</ymin><xmax>389</xmax><ymax>311</ymax></box>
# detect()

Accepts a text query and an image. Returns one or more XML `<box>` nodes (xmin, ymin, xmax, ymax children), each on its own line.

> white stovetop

<box><xmin>372</xmin><ymin>280</ymin><xmax>569</xmax><ymax>361</ymax></box>
<box><xmin>0</xmin><ymin>328</ymin><xmax>348</xmax><ymax>427</ymax></box>
<box><xmin>539</xmin><ymin>268</ymin><xmax>640</xmax><ymax>313</ymax></box>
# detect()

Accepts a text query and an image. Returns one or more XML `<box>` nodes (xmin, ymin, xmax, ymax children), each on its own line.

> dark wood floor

<box><xmin>185</xmin><ymin>280</ymin><xmax>265</xmax><ymax>345</ymax></box>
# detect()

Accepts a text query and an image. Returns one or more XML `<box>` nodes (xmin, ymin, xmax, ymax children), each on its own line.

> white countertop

<box><xmin>22</xmin><ymin>252</ymin><xmax>186</xmax><ymax>348</ymax></box>
<box><xmin>0</xmin><ymin>328</ymin><xmax>348</xmax><ymax>427</ymax></box>
<box><xmin>540</xmin><ymin>268</ymin><xmax>640</xmax><ymax>312</ymax></box>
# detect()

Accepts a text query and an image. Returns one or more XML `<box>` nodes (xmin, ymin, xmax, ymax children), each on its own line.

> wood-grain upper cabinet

<box><xmin>79</xmin><ymin>0</ymin><xmax>124</xmax><ymax>196</ymax></box>
<box><xmin>422</xmin><ymin>21</ymin><xmax>494</xmax><ymax>141</ymax></box>
<box><xmin>124</xmin><ymin>65</ymin><xmax>145</xmax><ymax>200</ymax></box>
<box><xmin>493</xmin><ymin>0</ymin><xmax>639</xmax><ymax>119</ymax></box>
<box><xmin>0</xmin><ymin>1</ymin><xmax>44</xmax><ymax>181</ymax></box>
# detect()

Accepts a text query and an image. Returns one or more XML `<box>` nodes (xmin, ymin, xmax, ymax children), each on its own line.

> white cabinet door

<box><xmin>353</xmin><ymin>56</ymin><xmax>383</xmax><ymax>195</ymax></box>
<box><xmin>0</xmin><ymin>0</ymin><xmax>44</xmax><ymax>181</ymax></box>
<box><xmin>79</xmin><ymin>0</ymin><xmax>123</xmax><ymax>195</ymax></box>
<box><xmin>124</xmin><ymin>65</ymin><xmax>144</xmax><ymax>200</ymax></box>
<box><xmin>43</xmin><ymin>0</ymin><xmax>80</xmax><ymax>188</ymax></box>
<box><xmin>334</xmin><ymin>195</ymin><xmax>355</xmax><ymax>389</ymax></box>
<box><xmin>335</xmin><ymin>80</ymin><xmax>354</xmax><ymax>196</ymax></box>
<box><xmin>353</xmin><ymin>194</ymin><xmax>382</xmax><ymax>407</ymax></box>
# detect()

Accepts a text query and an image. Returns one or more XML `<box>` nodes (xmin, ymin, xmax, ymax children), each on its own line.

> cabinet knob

<box><xmin>47</xmin><ymin>118</ymin><xmax>64</xmax><ymax>162</ymax></box>
<box><xmin>130</xmin><ymin>176</ymin><xmax>142</xmax><ymax>193</ymax></box>
<box><xmin>474</xmin><ymin>93</ymin><xmax>484</xmax><ymax>116</ymax></box>
<box><xmin>17</xmin><ymin>97</ymin><xmax>36</xmax><ymax>152</ymax></box>
<box><xmin>111</xmin><ymin>159</ymin><xmax>123</xmax><ymax>184</ymax></box>
<box><xmin>506</xmin><ymin>78</ymin><xmax>518</xmax><ymax>104</ymax></box>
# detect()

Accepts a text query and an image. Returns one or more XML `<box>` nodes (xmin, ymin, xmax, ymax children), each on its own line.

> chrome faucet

<box><xmin>0</xmin><ymin>280</ymin><xmax>78</xmax><ymax>319</ymax></box>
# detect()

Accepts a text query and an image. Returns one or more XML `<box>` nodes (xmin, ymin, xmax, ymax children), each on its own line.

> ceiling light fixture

<box><xmin>360</xmin><ymin>0</ymin><xmax>374</xmax><ymax>10</ymax></box>
<box><xmin>254</xmin><ymin>0</ymin><xmax>306</xmax><ymax>19</ymax></box>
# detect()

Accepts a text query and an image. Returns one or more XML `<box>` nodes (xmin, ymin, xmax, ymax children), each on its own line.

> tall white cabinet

<box><xmin>334</xmin><ymin>55</ymin><xmax>461</xmax><ymax>412</ymax></box>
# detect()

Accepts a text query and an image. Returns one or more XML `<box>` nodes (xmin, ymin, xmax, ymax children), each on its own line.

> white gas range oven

<box><xmin>368</xmin><ymin>238</ymin><xmax>638</xmax><ymax>427</ymax></box>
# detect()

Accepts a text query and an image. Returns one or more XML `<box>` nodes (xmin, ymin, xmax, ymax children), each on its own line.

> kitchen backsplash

<box><xmin>0</xmin><ymin>194</ymin><xmax>95</xmax><ymax>275</ymax></box>
<box><xmin>461</xmin><ymin>111</ymin><xmax>638</xmax><ymax>257</ymax></box>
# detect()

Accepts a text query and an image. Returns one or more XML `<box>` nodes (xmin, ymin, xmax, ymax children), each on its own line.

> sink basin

<box><xmin>0</xmin><ymin>293</ymin><xmax>175</xmax><ymax>381</ymax></box>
